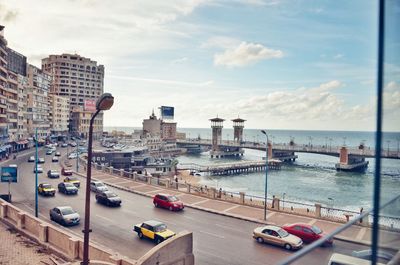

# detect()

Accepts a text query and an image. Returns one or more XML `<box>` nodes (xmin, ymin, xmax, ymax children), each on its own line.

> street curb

<box><xmin>72</xmin><ymin>170</ymin><xmax>399</xmax><ymax>249</ymax></box>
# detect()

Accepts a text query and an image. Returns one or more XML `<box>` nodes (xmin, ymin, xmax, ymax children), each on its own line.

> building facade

<box><xmin>49</xmin><ymin>94</ymin><xmax>69</xmax><ymax>135</ymax></box>
<box><xmin>42</xmin><ymin>54</ymin><xmax>105</xmax><ymax>137</ymax></box>
<box><xmin>142</xmin><ymin>111</ymin><xmax>161</xmax><ymax>137</ymax></box>
<box><xmin>0</xmin><ymin>25</ymin><xmax>9</xmax><ymax>155</ymax></box>
<box><xmin>26</xmin><ymin>64</ymin><xmax>51</xmax><ymax>141</ymax></box>
<box><xmin>70</xmin><ymin>106</ymin><xmax>103</xmax><ymax>139</ymax></box>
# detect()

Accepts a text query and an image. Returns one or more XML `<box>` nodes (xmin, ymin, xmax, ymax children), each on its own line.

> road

<box><xmin>0</xmin><ymin>146</ymin><xmax>376</xmax><ymax>265</ymax></box>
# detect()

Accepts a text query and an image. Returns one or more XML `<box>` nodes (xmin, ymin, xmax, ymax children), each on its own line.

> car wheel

<box><xmin>169</xmin><ymin>206</ymin><xmax>173</xmax><ymax>211</ymax></box>
<box><xmin>154</xmin><ymin>202</ymin><xmax>158</xmax><ymax>208</ymax></box>
<box><xmin>155</xmin><ymin>237</ymin><xmax>163</xmax><ymax>244</ymax></box>
<box><xmin>284</xmin><ymin>244</ymin><xmax>292</xmax><ymax>250</ymax></box>
<box><xmin>138</xmin><ymin>232</ymin><xmax>143</xmax><ymax>239</ymax></box>
<box><xmin>257</xmin><ymin>237</ymin><xmax>264</xmax><ymax>243</ymax></box>
<box><xmin>50</xmin><ymin>215</ymin><xmax>54</xmax><ymax>221</ymax></box>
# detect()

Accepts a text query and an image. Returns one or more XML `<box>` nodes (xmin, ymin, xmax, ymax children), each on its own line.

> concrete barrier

<box><xmin>0</xmin><ymin>199</ymin><xmax>194</xmax><ymax>265</ymax></box>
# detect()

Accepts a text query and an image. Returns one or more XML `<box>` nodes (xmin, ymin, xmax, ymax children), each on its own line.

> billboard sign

<box><xmin>1</xmin><ymin>166</ymin><xmax>17</xmax><ymax>183</ymax></box>
<box><xmin>161</xmin><ymin>106</ymin><xmax>174</xmax><ymax>120</ymax></box>
<box><xmin>84</xmin><ymin>99</ymin><xmax>96</xmax><ymax>112</ymax></box>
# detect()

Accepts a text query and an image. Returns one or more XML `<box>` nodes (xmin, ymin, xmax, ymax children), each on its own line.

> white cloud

<box><xmin>171</xmin><ymin>57</ymin><xmax>188</xmax><ymax>64</ymax></box>
<box><xmin>334</xmin><ymin>53</ymin><xmax>344</xmax><ymax>59</ymax></box>
<box><xmin>214</xmin><ymin>42</ymin><xmax>283</xmax><ymax>67</ymax></box>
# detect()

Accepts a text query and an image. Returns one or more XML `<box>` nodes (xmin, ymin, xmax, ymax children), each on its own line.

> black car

<box><xmin>58</xmin><ymin>182</ymin><xmax>78</xmax><ymax>195</ymax></box>
<box><xmin>95</xmin><ymin>190</ymin><xmax>122</xmax><ymax>206</ymax></box>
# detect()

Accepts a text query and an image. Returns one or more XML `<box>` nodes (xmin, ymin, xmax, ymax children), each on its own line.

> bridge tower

<box><xmin>210</xmin><ymin>117</ymin><xmax>224</xmax><ymax>154</ymax></box>
<box><xmin>232</xmin><ymin>118</ymin><xmax>245</xmax><ymax>144</ymax></box>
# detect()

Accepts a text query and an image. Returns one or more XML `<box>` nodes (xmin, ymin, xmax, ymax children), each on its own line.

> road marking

<box><xmin>198</xmin><ymin>230</ymin><xmax>225</xmax><ymax>239</ymax></box>
<box><xmin>95</xmin><ymin>214</ymin><xmax>115</xmax><ymax>223</ymax></box>
<box><xmin>190</xmin><ymin>199</ymin><xmax>210</xmax><ymax>206</ymax></box>
<box><xmin>182</xmin><ymin>215</ymin><xmax>195</xmax><ymax>220</ymax></box>
<box><xmin>308</xmin><ymin>219</ymin><xmax>317</xmax><ymax>225</ymax></box>
<box><xmin>215</xmin><ymin>223</ymin><xmax>240</xmax><ymax>233</ymax></box>
<box><xmin>196</xmin><ymin>249</ymin><xmax>223</xmax><ymax>259</ymax></box>
<box><xmin>356</xmin><ymin>227</ymin><xmax>367</xmax><ymax>240</ymax></box>
<box><xmin>223</xmin><ymin>205</ymin><xmax>240</xmax><ymax>212</ymax></box>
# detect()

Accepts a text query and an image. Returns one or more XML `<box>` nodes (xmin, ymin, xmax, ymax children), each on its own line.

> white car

<box><xmin>33</xmin><ymin>166</ymin><xmax>43</xmax><ymax>173</ymax></box>
<box><xmin>68</xmin><ymin>153</ymin><xmax>78</xmax><ymax>159</ymax></box>
<box><xmin>90</xmin><ymin>180</ymin><xmax>109</xmax><ymax>193</ymax></box>
<box><xmin>52</xmin><ymin>156</ymin><xmax>59</xmax><ymax>162</ymax></box>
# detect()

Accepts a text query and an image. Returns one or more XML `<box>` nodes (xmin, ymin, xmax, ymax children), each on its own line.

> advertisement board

<box><xmin>1</xmin><ymin>166</ymin><xmax>17</xmax><ymax>183</ymax></box>
<box><xmin>84</xmin><ymin>99</ymin><xmax>96</xmax><ymax>112</ymax></box>
<box><xmin>161</xmin><ymin>106</ymin><xmax>174</xmax><ymax>120</ymax></box>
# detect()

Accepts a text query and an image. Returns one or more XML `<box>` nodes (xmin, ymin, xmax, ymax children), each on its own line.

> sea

<box><xmin>105</xmin><ymin>127</ymin><xmax>400</xmax><ymax>214</ymax></box>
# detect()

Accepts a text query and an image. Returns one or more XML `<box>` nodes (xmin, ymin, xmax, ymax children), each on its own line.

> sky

<box><xmin>1</xmin><ymin>0</ymin><xmax>399</xmax><ymax>131</ymax></box>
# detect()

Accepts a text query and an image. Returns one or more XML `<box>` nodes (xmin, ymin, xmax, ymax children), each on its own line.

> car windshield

<box><xmin>168</xmin><ymin>196</ymin><xmax>179</xmax><ymax>202</ymax></box>
<box><xmin>68</xmin><ymin>177</ymin><xmax>77</xmax><ymax>181</ymax></box>
<box><xmin>96</xmin><ymin>182</ymin><xmax>105</xmax><ymax>187</ymax></box>
<box><xmin>51</xmin><ymin>171</ymin><xmax>58</xmax><ymax>174</ymax></box>
<box><xmin>60</xmin><ymin>207</ymin><xmax>74</xmax><ymax>215</ymax></box>
<box><xmin>43</xmin><ymin>184</ymin><xmax>52</xmax><ymax>189</ymax></box>
<box><xmin>154</xmin><ymin>224</ymin><xmax>167</xmax><ymax>232</ymax></box>
<box><xmin>65</xmin><ymin>183</ymin><xmax>75</xmax><ymax>188</ymax></box>
<box><xmin>106</xmin><ymin>192</ymin><xmax>117</xmax><ymax>198</ymax></box>
<box><xmin>311</xmin><ymin>225</ymin><xmax>322</xmax><ymax>234</ymax></box>
<box><xmin>277</xmin><ymin>229</ymin><xmax>289</xmax><ymax>238</ymax></box>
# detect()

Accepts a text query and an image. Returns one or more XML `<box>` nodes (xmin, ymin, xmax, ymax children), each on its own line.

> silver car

<box><xmin>49</xmin><ymin>206</ymin><xmax>80</xmax><ymax>226</ymax></box>
<box><xmin>90</xmin><ymin>180</ymin><xmax>108</xmax><ymax>193</ymax></box>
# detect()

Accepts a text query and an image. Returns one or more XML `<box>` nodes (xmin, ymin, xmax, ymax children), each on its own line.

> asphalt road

<box><xmin>0</xmin><ymin>146</ymin><xmax>375</xmax><ymax>265</ymax></box>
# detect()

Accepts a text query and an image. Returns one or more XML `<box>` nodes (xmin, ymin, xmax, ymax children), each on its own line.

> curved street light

<box><xmin>82</xmin><ymin>93</ymin><xmax>114</xmax><ymax>265</ymax></box>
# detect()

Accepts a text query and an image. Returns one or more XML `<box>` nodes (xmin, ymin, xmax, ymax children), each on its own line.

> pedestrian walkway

<box><xmin>0</xmin><ymin>221</ymin><xmax>66</xmax><ymax>265</ymax></box>
<box><xmin>74</xmin><ymin>164</ymin><xmax>400</xmax><ymax>251</ymax></box>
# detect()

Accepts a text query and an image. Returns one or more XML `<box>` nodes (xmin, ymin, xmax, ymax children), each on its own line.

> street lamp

<box><xmin>261</xmin><ymin>130</ymin><xmax>269</xmax><ymax>221</ymax></box>
<box><xmin>82</xmin><ymin>93</ymin><xmax>114</xmax><ymax>265</ymax></box>
<box><xmin>35</xmin><ymin>127</ymin><xmax>39</xmax><ymax>217</ymax></box>
<box><xmin>282</xmin><ymin>192</ymin><xmax>286</xmax><ymax>210</ymax></box>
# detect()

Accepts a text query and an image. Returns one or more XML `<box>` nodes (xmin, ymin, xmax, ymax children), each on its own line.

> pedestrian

<box><xmin>218</xmin><ymin>188</ymin><xmax>222</xmax><ymax>198</ymax></box>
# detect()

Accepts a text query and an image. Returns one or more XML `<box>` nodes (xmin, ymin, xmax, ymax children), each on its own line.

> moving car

<box><xmin>282</xmin><ymin>223</ymin><xmax>333</xmax><ymax>246</ymax></box>
<box><xmin>38</xmin><ymin>183</ymin><xmax>56</xmax><ymax>196</ymax></box>
<box><xmin>253</xmin><ymin>225</ymin><xmax>303</xmax><ymax>250</ymax></box>
<box><xmin>47</xmin><ymin>170</ymin><xmax>60</xmax><ymax>179</ymax></box>
<box><xmin>61</xmin><ymin>143</ymin><xmax>68</xmax><ymax>148</ymax></box>
<box><xmin>133</xmin><ymin>220</ymin><xmax>175</xmax><ymax>244</ymax></box>
<box><xmin>49</xmin><ymin>206</ymin><xmax>80</xmax><ymax>226</ymax></box>
<box><xmin>46</xmin><ymin>149</ymin><xmax>53</xmax><ymax>155</ymax></box>
<box><xmin>70</xmin><ymin>142</ymin><xmax>77</xmax><ymax>147</ymax></box>
<box><xmin>95</xmin><ymin>190</ymin><xmax>122</xmax><ymax>206</ymax></box>
<box><xmin>28</xmin><ymin>156</ymin><xmax>35</xmax><ymax>162</ymax></box>
<box><xmin>52</xmin><ymin>156</ymin><xmax>59</xmax><ymax>162</ymax></box>
<box><xmin>153</xmin><ymin>193</ymin><xmax>184</xmax><ymax>211</ymax></box>
<box><xmin>63</xmin><ymin>176</ymin><xmax>80</xmax><ymax>187</ymax></box>
<box><xmin>33</xmin><ymin>166</ymin><xmax>43</xmax><ymax>173</ymax></box>
<box><xmin>61</xmin><ymin>167</ymin><xmax>73</xmax><ymax>176</ymax></box>
<box><xmin>38</xmin><ymin>158</ymin><xmax>45</xmax><ymax>164</ymax></box>
<box><xmin>68</xmin><ymin>152</ymin><xmax>78</xmax><ymax>159</ymax></box>
<box><xmin>58</xmin><ymin>182</ymin><xmax>78</xmax><ymax>195</ymax></box>
<box><xmin>90</xmin><ymin>180</ymin><xmax>108</xmax><ymax>193</ymax></box>
<box><xmin>55</xmin><ymin>151</ymin><xmax>61</xmax><ymax>156</ymax></box>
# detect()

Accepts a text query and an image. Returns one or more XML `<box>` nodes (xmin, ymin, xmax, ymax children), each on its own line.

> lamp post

<box><xmin>261</xmin><ymin>130</ymin><xmax>269</xmax><ymax>221</ymax></box>
<box><xmin>282</xmin><ymin>192</ymin><xmax>286</xmax><ymax>210</ymax></box>
<box><xmin>35</xmin><ymin>127</ymin><xmax>38</xmax><ymax>217</ymax></box>
<box><xmin>76</xmin><ymin>138</ymin><xmax>79</xmax><ymax>172</ymax></box>
<box><xmin>82</xmin><ymin>93</ymin><xmax>114</xmax><ymax>265</ymax></box>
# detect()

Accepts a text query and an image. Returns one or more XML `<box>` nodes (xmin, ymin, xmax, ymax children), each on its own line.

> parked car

<box><xmin>33</xmin><ymin>166</ymin><xmax>43</xmax><ymax>173</ymax></box>
<box><xmin>38</xmin><ymin>158</ymin><xmax>45</xmax><ymax>164</ymax></box>
<box><xmin>57</xmin><ymin>182</ymin><xmax>78</xmax><ymax>195</ymax></box>
<box><xmin>61</xmin><ymin>143</ymin><xmax>68</xmax><ymax>148</ymax></box>
<box><xmin>153</xmin><ymin>193</ymin><xmax>184</xmax><ymax>211</ymax></box>
<box><xmin>133</xmin><ymin>220</ymin><xmax>175</xmax><ymax>244</ymax></box>
<box><xmin>55</xmin><ymin>151</ymin><xmax>61</xmax><ymax>156</ymax></box>
<box><xmin>95</xmin><ymin>190</ymin><xmax>122</xmax><ymax>206</ymax></box>
<box><xmin>61</xmin><ymin>167</ymin><xmax>73</xmax><ymax>176</ymax></box>
<box><xmin>253</xmin><ymin>225</ymin><xmax>303</xmax><ymax>250</ymax></box>
<box><xmin>49</xmin><ymin>206</ymin><xmax>80</xmax><ymax>226</ymax></box>
<box><xmin>63</xmin><ymin>176</ymin><xmax>80</xmax><ymax>187</ymax></box>
<box><xmin>69</xmin><ymin>142</ymin><xmax>77</xmax><ymax>147</ymax></box>
<box><xmin>68</xmin><ymin>153</ymin><xmax>78</xmax><ymax>159</ymax></box>
<box><xmin>47</xmin><ymin>170</ymin><xmax>60</xmax><ymax>179</ymax></box>
<box><xmin>38</xmin><ymin>183</ymin><xmax>56</xmax><ymax>196</ymax></box>
<box><xmin>282</xmin><ymin>223</ymin><xmax>333</xmax><ymax>246</ymax></box>
<box><xmin>28</xmin><ymin>156</ymin><xmax>35</xmax><ymax>162</ymax></box>
<box><xmin>52</xmin><ymin>156</ymin><xmax>59</xmax><ymax>162</ymax></box>
<box><xmin>90</xmin><ymin>180</ymin><xmax>108</xmax><ymax>193</ymax></box>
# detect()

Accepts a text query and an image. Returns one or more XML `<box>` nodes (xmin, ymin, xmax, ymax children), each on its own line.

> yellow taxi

<box><xmin>38</xmin><ymin>183</ymin><xmax>56</xmax><ymax>196</ymax></box>
<box><xmin>133</xmin><ymin>220</ymin><xmax>175</xmax><ymax>244</ymax></box>
<box><xmin>63</xmin><ymin>176</ymin><xmax>80</xmax><ymax>188</ymax></box>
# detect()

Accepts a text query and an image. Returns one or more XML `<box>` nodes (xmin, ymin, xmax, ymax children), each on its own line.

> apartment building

<box><xmin>26</xmin><ymin>64</ymin><xmax>51</xmax><ymax>142</ymax></box>
<box><xmin>0</xmin><ymin>25</ymin><xmax>9</xmax><ymax>156</ymax></box>
<box><xmin>42</xmin><ymin>53</ymin><xmax>105</xmax><ymax>137</ymax></box>
<box><xmin>70</xmin><ymin>106</ymin><xmax>103</xmax><ymax>139</ymax></box>
<box><xmin>49</xmin><ymin>94</ymin><xmax>69</xmax><ymax>135</ymax></box>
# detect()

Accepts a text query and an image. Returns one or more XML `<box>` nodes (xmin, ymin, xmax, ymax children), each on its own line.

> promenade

<box><xmin>75</xmin><ymin>160</ymin><xmax>400</xmax><ymax>251</ymax></box>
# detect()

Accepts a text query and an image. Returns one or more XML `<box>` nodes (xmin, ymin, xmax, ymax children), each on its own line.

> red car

<box><xmin>282</xmin><ymin>223</ymin><xmax>333</xmax><ymax>246</ymax></box>
<box><xmin>153</xmin><ymin>193</ymin><xmax>184</xmax><ymax>211</ymax></box>
<box><xmin>61</xmin><ymin>167</ymin><xmax>73</xmax><ymax>176</ymax></box>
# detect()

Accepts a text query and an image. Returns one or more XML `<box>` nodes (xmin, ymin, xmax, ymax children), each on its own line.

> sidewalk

<box><xmin>0</xmin><ymin>220</ymin><xmax>66</xmax><ymax>265</ymax></box>
<box><xmin>73</xmin><ymin>163</ymin><xmax>400</xmax><ymax>251</ymax></box>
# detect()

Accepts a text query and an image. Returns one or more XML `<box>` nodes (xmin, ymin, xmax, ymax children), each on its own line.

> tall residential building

<box><xmin>6</xmin><ymin>70</ymin><xmax>18</xmax><ymax>144</ymax></box>
<box><xmin>0</xmin><ymin>25</ymin><xmax>9</xmax><ymax>153</ymax></box>
<box><xmin>42</xmin><ymin>53</ymin><xmax>105</xmax><ymax>137</ymax></box>
<box><xmin>49</xmin><ymin>94</ymin><xmax>69</xmax><ymax>135</ymax></box>
<box><xmin>26</xmin><ymin>64</ymin><xmax>51</xmax><ymax>141</ymax></box>
<box><xmin>70</xmin><ymin>106</ymin><xmax>102</xmax><ymax>139</ymax></box>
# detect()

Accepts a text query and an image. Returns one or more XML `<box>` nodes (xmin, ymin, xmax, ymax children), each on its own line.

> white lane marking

<box><xmin>223</xmin><ymin>205</ymin><xmax>240</xmax><ymax>212</ymax></box>
<box><xmin>95</xmin><ymin>214</ymin><xmax>115</xmax><ymax>223</ymax></box>
<box><xmin>356</xmin><ymin>227</ymin><xmax>367</xmax><ymax>240</ymax></box>
<box><xmin>196</xmin><ymin>249</ymin><xmax>223</xmax><ymax>259</ymax></box>
<box><xmin>182</xmin><ymin>215</ymin><xmax>195</xmax><ymax>220</ymax></box>
<box><xmin>215</xmin><ymin>223</ymin><xmax>240</xmax><ymax>233</ymax></box>
<box><xmin>198</xmin><ymin>230</ymin><xmax>225</xmax><ymax>239</ymax></box>
<box><xmin>308</xmin><ymin>219</ymin><xmax>317</xmax><ymax>225</ymax></box>
<box><xmin>190</xmin><ymin>199</ymin><xmax>210</xmax><ymax>206</ymax></box>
